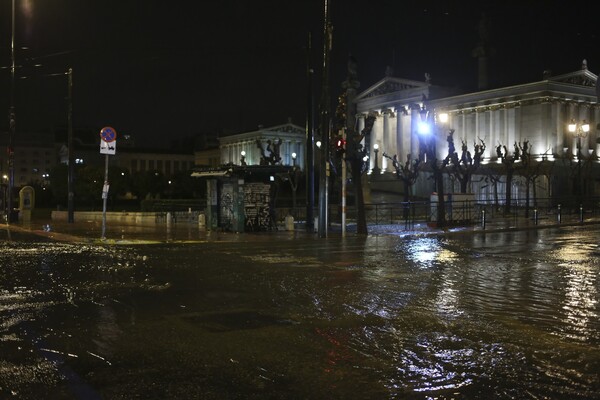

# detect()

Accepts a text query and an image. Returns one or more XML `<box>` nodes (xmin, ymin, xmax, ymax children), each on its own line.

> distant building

<box><xmin>0</xmin><ymin>131</ymin><xmax>56</xmax><ymax>187</ymax></box>
<box><xmin>57</xmin><ymin>136</ymin><xmax>195</xmax><ymax>176</ymax></box>
<box><xmin>218</xmin><ymin>122</ymin><xmax>306</xmax><ymax>169</ymax></box>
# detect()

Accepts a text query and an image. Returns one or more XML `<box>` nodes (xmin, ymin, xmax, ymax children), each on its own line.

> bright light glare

<box><xmin>374</xmin><ymin>143</ymin><xmax>379</xmax><ymax>150</ymax></box>
<box><xmin>568</xmin><ymin>122</ymin><xmax>577</xmax><ymax>133</ymax></box>
<box><xmin>438</xmin><ymin>113</ymin><xmax>449</xmax><ymax>123</ymax></box>
<box><xmin>241</xmin><ymin>150</ymin><xmax>246</xmax><ymax>156</ymax></box>
<box><xmin>316</xmin><ymin>141</ymin><xmax>322</xmax><ymax>148</ymax></box>
<box><xmin>418</xmin><ymin>122</ymin><xmax>431</xmax><ymax>135</ymax></box>
<box><xmin>582</xmin><ymin>122</ymin><xmax>590</xmax><ymax>133</ymax></box>
<box><xmin>292</xmin><ymin>152</ymin><xmax>297</xmax><ymax>159</ymax></box>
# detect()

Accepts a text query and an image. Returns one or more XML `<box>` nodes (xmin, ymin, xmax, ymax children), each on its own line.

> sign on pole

<box><xmin>100</xmin><ymin>126</ymin><xmax>117</xmax><ymax>155</ymax></box>
<box><xmin>99</xmin><ymin>126</ymin><xmax>117</xmax><ymax>240</ymax></box>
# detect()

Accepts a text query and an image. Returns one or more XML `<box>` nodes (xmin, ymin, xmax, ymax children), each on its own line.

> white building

<box><xmin>218</xmin><ymin>122</ymin><xmax>306</xmax><ymax>169</ymax></box>
<box><xmin>355</xmin><ymin>61</ymin><xmax>599</xmax><ymax>200</ymax></box>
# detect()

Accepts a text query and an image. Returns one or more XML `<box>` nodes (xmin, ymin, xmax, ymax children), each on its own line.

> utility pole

<box><xmin>305</xmin><ymin>32</ymin><xmax>315</xmax><ymax>232</ymax></box>
<box><xmin>318</xmin><ymin>0</ymin><xmax>332</xmax><ymax>238</ymax></box>
<box><xmin>7</xmin><ymin>0</ymin><xmax>16</xmax><ymax>223</ymax></box>
<box><xmin>67</xmin><ymin>68</ymin><xmax>75</xmax><ymax>223</ymax></box>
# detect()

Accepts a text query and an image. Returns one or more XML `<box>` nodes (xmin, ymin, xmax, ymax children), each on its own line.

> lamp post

<box><xmin>240</xmin><ymin>150</ymin><xmax>246</xmax><ymax>166</ymax></box>
<box><xmin>1</xmin><ymin>174</ymin><xmax>7</xmax><ymax>213</ymax></box>
<box><xmin>568</xmin><ymin>119</ymin><xmax>590</xmax><ymax>205</ymax></box>
<box><xmin>372</xmin><ymin>143</ymin><xmax>380</xmax><ymax>175</ymax></box>
<box><xmin>292</xmin><ymin>152</ymin><xmax>297</xmax><ymax>167</ymax></box>
<box><xmin>6</xmin><ymin>0</ymin><xmax>16</xmax><ymax>222</ymax></box>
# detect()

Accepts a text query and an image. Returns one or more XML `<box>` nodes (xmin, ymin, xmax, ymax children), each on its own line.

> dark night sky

<box><xmin>0</xmin><ymin>0</ymin><xmax>598</xmax><ymax>148</ymax></box>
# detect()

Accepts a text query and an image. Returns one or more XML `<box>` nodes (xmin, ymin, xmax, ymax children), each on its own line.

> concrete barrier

<box><xmin>285</xmin><ymin>215</ymin><xmax>294</xmax><ymax>231</ymax></box>
<box><xmin>51</xmin><ymin>210</ymin><xmax>204</xmax><ymax>226</ymax></box>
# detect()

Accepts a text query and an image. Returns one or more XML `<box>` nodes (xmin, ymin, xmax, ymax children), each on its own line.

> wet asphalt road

<box><xmin>1</xmin><ymin>226</ymin><xmax>600</xmax><ymax>399</ymax></box>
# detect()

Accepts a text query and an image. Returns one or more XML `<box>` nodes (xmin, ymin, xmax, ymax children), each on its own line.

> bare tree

<box><xmin>333</xmin><ymin>55</ymin><xmax>373</xmax><ymax>234</ymax></box>
<box><xmin>446</xmin><ymin>130</ymin><xmax>486</xmax><ymax>193</ymax></box>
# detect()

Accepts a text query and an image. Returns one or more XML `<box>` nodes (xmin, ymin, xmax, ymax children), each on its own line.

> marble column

<box><xmin>382</xmin><ymin>109</ymin><xmax>395</xmax><ymax>172</ymax></box>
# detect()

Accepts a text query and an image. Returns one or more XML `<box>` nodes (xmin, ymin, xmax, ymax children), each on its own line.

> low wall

<box><xmin>51</xmin><ymin>211</ymin><xmax>197</xmax><ymax>226</ymax></box>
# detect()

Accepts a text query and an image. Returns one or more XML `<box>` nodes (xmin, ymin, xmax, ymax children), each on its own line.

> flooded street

<box><xmin>1</xmin><ymin>227</ymin><xmax>600</xmax><ymax>399</ymax></box>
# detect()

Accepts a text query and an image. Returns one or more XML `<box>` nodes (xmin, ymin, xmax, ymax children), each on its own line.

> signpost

<box><xmin>99</xmin><ymin>126</ymin><xmax>117</xmax><ymax>240</ymax></box>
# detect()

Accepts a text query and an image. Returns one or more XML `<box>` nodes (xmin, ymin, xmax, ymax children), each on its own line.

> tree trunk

<box><xmin>403</xmin><ymin>180</ymin><xmax>410</xmax><ymax>220</ymax></box>
<box><xmin>524</xmin><ymin>178</ymin><xmax>530</xmax><ymax>218</ymax></box>
<box><xmin>352</xmin><ymin>160</ymin><xmax>368</xmax><ymax>235</ymax></box>
<box><xmin>435</xmin><ymin>168</ymin><xmax>446</xmax><ymax>227</ymax></box>
<box><xmin>504</xmin><ymin>169</ymin><xmax>513</xmax><ymax>214</ymax></box>
<box><xmin>460</xmin><ymin>175</ymin><xmax>468</xmax><ymax>193</ymax></box>
<box><xmin>493</xmin><ymin>178</ymin><xmax>500</xmax><ymax>211</ymax></box>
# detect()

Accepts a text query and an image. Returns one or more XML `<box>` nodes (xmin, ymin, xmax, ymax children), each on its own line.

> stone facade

<box><xmin>218</xmin><ymin>122</ymin><xmax>306</xmax><ymax>169</ymax></box>
<box><xmin>355</xmin><ymin>62</ymin><xmax>599</xmax><ymax>201</ymax></box>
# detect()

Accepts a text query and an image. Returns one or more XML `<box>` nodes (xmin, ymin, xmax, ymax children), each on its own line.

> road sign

<box><xmin>100</xmin><ymin>126</ymin><xmax>117</xmax><ymax>155</ymax></box>
<box><xmin>100</xmin><ymin>139</ymin><xmax>117</xmax><ymax>155</ymax></box>
<box><xmin>100</xmin><ymin>126</ymin><xmax>117</xmax><ymax>142</ymax></box>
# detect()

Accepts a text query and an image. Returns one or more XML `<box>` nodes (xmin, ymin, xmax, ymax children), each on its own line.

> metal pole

<box><xmin>67</xmin><ymin>68</ymin><xmax>75</xmax><ymax>223</ymax></box>
<box><xmin>318</xmin><ymin>0</ymin><xmax>332</xmax><ymax>238</ymax></box>
<box><xmin>341</xmin><ymin>129</ymin><xmax>346</xmax><ymax>237</ymax></box>
<box><xmin>7</xmin><ymin>0</ymin><xmax>16</xmax><ymax>223</ymax></box>
<box><xmin>305</xmin><ymin>32</ymin><xmax>315</xmax><ymax>232</ymax></box>
<box><xmin>101</xmin><ymin>154</ymin><xmax>109</xmax><ymax>240</ymax></box>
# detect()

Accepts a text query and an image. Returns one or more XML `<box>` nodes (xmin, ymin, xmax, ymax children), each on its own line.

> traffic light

<box><xmin>335</xmin><ymin>136</ymin><xmax>346</xmax><ymax>157</ymax></box>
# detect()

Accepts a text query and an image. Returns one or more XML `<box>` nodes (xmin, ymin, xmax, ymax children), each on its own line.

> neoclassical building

<box><xmin>355</xmin><ymin>61</ymin><xmax>599</xmax><ymax>200</ymax></box>
<box><xmin>218</xmin><ymin>121</ymin><xmax>306</xmax><ymax>169</ymax></box>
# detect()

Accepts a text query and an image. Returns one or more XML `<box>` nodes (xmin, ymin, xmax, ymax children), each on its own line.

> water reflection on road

<box><xmin>1</xmin><ymin>227</ymin><xmax>600</xmax><ymax>399</ymax></box>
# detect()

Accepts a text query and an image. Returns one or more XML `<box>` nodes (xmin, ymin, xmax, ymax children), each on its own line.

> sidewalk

<box><xmin>3</xmin><ymin>213</ymin><xmax>600</xmax><ymax>244</ymax></box>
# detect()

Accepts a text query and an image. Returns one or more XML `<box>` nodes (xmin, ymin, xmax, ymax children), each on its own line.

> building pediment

<box><xmin>547</xmin><ymin>68</ymin><xmax>597</xmax><ymax>88</ymax></box>
<box><xmin>356</xmin><ymin>77</ymin><xmax>429</xmax><ymax>101</ymax></box>
<box><xmin>263</xmin><ymin>123</ymin><xmax>305</xmax><ymax>136</ymax></box>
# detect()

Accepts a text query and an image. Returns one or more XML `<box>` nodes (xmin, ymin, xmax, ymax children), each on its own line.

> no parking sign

<box><xmin>100</xmin><ymin>126</ymin><xmax>117</xmax><ymax>155</ymax></box>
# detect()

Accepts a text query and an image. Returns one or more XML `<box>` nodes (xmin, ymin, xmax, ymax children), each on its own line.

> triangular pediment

<box><xmin>547</xmin><ymin>68</ymin><xmax>597</xmax><ymax>88</ymax></box>
<box><xmin>263</xmin><ymin>123</ymin><xmax>305</xmax><ymax>135</ymax></box>
<box><xmin>356</xmin><ymin>77</ymin><xmax>429</xmax><ymax>101</ymax></box>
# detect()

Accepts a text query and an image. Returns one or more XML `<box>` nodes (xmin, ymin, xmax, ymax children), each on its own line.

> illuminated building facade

<box><xmin>355</xmin><ymin>61</ymin><xmax>599</xmax><ymax>201</ymax></box>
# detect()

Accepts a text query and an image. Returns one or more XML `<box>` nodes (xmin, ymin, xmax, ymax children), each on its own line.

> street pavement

<box><xmin>3</xmin><ymin>211</ymin><xmax>600</xmax><ymax>244</ymax></box>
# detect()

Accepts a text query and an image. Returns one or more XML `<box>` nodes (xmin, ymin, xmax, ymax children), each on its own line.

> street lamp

<box><xmin>240</xmin><ymin>150</ymin><xmax>247</xmax><ymax>166</ymax></box>
<box><xmin>372</xmin><ymin>143</ymin><xmax>380</xmax><ymax>175</ymax></box>
<box><xmin>568</xmin><ymin>119</ymin><xmax>590</xmax><ymax>159</ymax></box>
<box><xmin>568</xmin><ymin>119</ymin><xmax>590</xmax><ymax>205</ymax></box>
<box><xmin>292</xmin><ymin>152</ymin><xmax>297</xmax><ymax>167</ymax></box>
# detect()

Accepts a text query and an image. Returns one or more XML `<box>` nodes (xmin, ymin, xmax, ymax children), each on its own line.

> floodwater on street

<box><xmin>1</xmin><ymin>226</ymin><xmax>600</xmax><ymax>399</ymax></box>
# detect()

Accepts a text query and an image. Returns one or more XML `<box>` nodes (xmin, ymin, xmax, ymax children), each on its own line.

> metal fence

<box><xmin>279</xmin><ymin>195</ymin><xmax>600</xmax><ymax>228</ymax></box>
